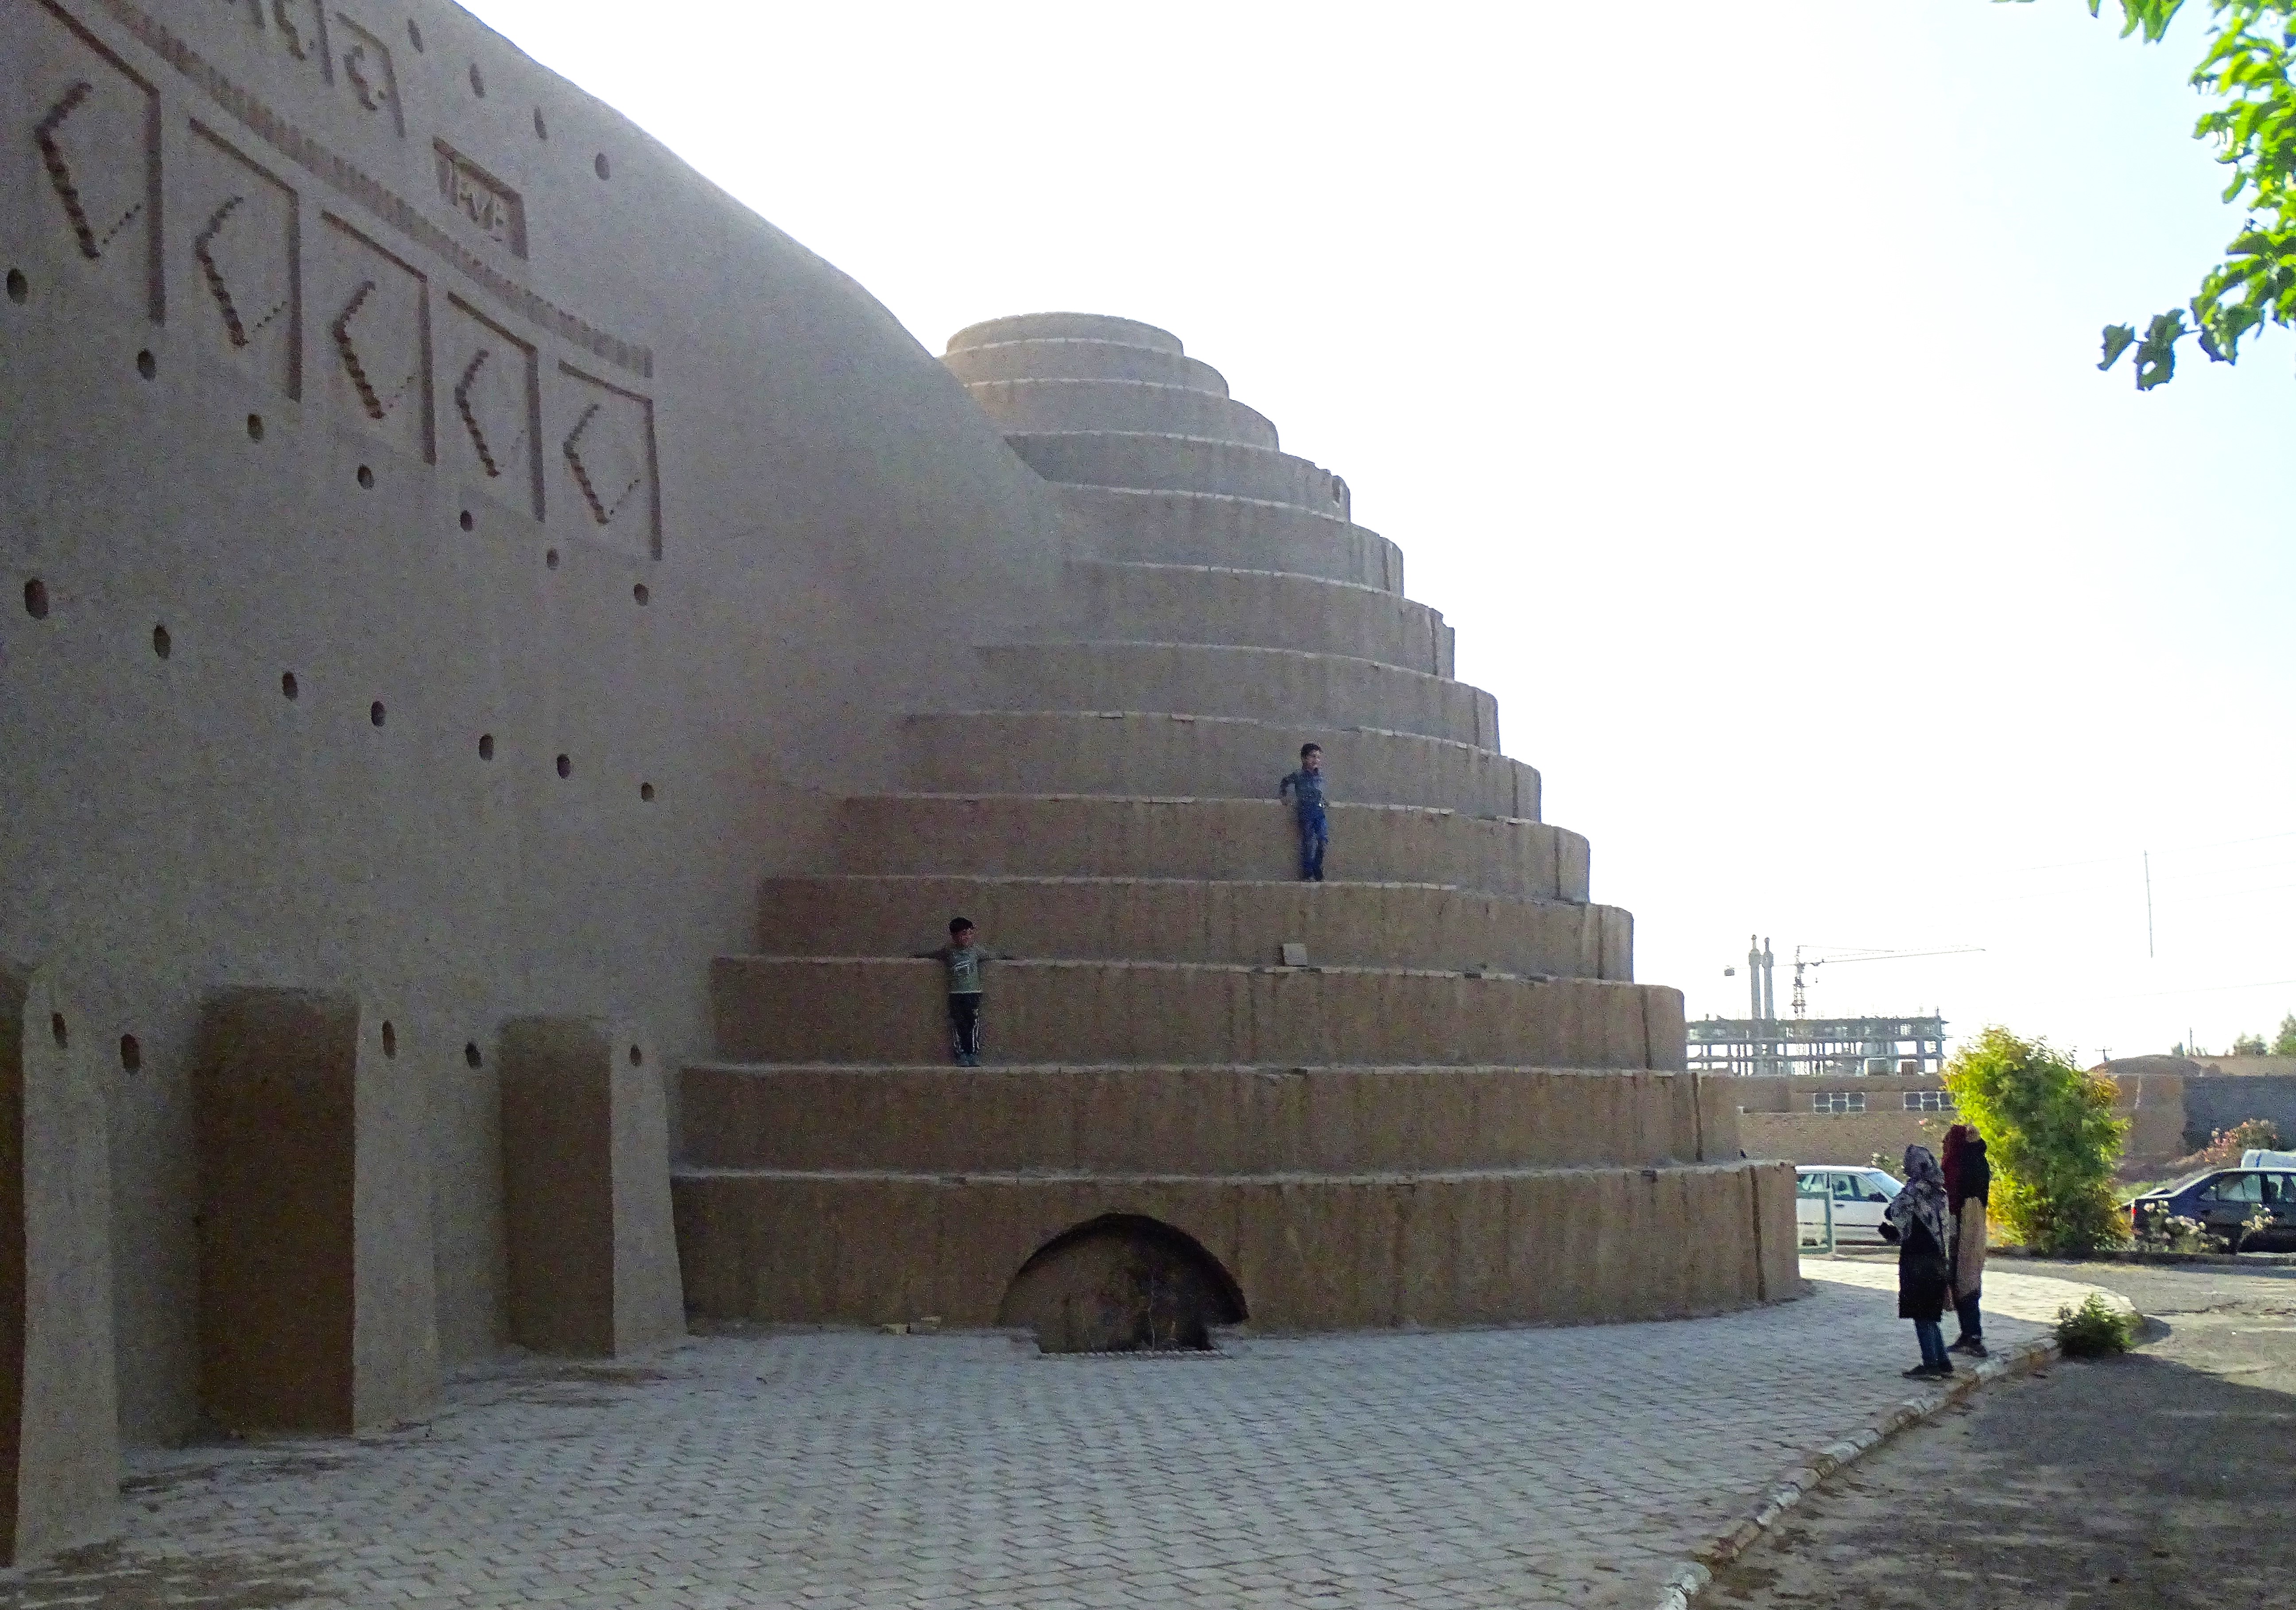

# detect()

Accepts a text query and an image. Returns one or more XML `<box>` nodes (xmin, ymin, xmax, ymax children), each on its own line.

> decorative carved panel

<box><xmin>442</xmin><ymin>295</ymin><xmax>541</xmax><ymax>517</ymax></box>
<box><xmin>556</xmin><ymin>362</ymin><xmax>658</xmax><ymax>558</ymax></box>
<box><xmin>4</xmin><ymin>0</ymin><xmax>163</xmax><ymax>319</ymax></box>
<box><xmin>314</xmin><ymin>212</ymin><xmax>430</xmax><ymax>459</ymax></box>
<box><xmin>183</xmin><ymin>122</ymin><xmax>300</xmax><ymax>397</ymax></box>
<box><xmin>433</xmin><ymin>140</ymin><xmax>525</xmax><ymax>258</ymax></box>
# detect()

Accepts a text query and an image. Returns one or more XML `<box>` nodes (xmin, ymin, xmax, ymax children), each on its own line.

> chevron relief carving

<box><xmin>315</xmin><ymin>216</ymin><xmax>430</xmax><ymax>457</ymax></box>
<box><xmin>9</xmin><ymin>1</ymin><xmax>163</xmax><ymax>319</ymax></box>
<box><xmin>184</xmin><ymin>125</ymin><xmax>300</xmax><ymax>397</ymax></box>
<box><xmin>443</xmin><ymin>296</ymin><xmax>541</xmax><ymax>516</ymax></box>
<box><xmin>558</xmin><ymin>364</ymin><xmax>659</xmax><ymax>556</ymax></box>
<box><xmin>36</xmin><ymin>81</ymin><xmax>144</xmax><ymax>261</ymax></box>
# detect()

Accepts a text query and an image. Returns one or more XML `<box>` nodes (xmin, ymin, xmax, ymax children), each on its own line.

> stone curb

<box><xmin>1994</xmin><ymin>1246</ymin><xmax>2296</xmax><ymax>1268</ymax></box>
<box><xmin>1647</xmin><ymin>1334</ymin><xmax>2061</xmax><ymax>1610</ymax></box>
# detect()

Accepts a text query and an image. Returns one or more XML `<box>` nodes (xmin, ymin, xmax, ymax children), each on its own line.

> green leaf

<box><xmin>2134</xmin><ymin>309</ymin><xmax>2188</xmax><ymax>389</ymax></box>
<box><xmin>2098</xmin><ymin>323</ymin><xmax>2139</xmax><ymax>369</ymax></box>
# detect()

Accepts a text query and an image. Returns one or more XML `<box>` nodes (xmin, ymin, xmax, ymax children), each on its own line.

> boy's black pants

<box><xmin>948</xmin><ymin>992</ymin><xmax>983</xmax><ymax>1059</ymax></box>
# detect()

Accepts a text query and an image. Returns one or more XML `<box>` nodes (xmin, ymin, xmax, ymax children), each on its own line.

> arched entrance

<box><xmin>996</xmin><ymin>1214</ymin><xmax>1247</xmax><ymax>1353</ymax></box>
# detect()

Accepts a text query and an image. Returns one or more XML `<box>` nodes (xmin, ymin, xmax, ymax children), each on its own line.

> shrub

<box><xmin>2233</xmin><ymin>1031</ymin><xmax>2268</xmax><ymax>1056</ymax></box>
<box><xmin>2133</xmin><ymin>1212</ymin><xmax>2211</xmax><ymax>1253</ymax></box>
<box><xmin>2168</xmin><ymin>1118</ymin><xmax>2284</xmax><ymax>1173</ymax></box>
<box><xmin>2055</xmin><ymin>1293</ymin><xmax>2133</xmax><ymax>1357</ymax></box>
<box><xmin>1944</xmin><ymin>1027</ymin><xmax>2129</xmax><ymax>1253</ymax></box>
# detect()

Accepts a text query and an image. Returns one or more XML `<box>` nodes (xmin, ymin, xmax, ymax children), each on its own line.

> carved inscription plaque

<box><xmin>442</xmin><ymin>295</ymin><xmax>541</xmax><ymax>517</ymax></box>
<box><xmin>2</xmin><ymin>0</ymin><xmax>163</xmax><ymax>318</ymax></box>
<box><xmin>557</xmin><ymin>363</ymin><xmax>659</xmax><ymax>558</ymax></box>
<box><xmin>183</xmin><ymin>123</ymin><xmax>300</xmax><ymax>397</ymax></box>
<box><xmin>433</xmin><ymin>140</ymin><xmax>526</xmax><ymax>257</ymax></box>
<box><xmin>330</xmin><ymin>8</ymin><xmax>403</xmax><ymax>138</ymax></box>
<box><xmin>314</xmin><ymin>213</ymin><xmax>431</xmax><ymax>459</ymax></box>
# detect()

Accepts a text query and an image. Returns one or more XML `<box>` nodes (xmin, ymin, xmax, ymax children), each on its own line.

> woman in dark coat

<box><xmin>1879</xmin><ymin>1143</ymin><xmax>1955</xmax><ymax>1378</ymax></box>
<box><xmin>1941</xmin><ymin>1124</ymin><xmax>1990</xmax><ymax>1357</ymax></box>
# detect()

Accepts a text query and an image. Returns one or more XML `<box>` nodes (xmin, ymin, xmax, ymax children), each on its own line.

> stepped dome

<box><xmin>672</xmin><ymin>314</ymin><xmax>1797</xmax><ymax>1348</ymax></box>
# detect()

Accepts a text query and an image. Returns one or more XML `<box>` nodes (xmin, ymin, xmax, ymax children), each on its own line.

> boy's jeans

<box><xmin>1295</xmin><ymin>806</ymin><xmax>1327</xmax><ymax>881</ymax></box>
<box><xmin>948</xmin><ymin>992</ymin><xmax>983</xmax><ymax>1061</ymax></box>
<box><xmin>1912</xmin><ymin>1318</ymin><xmax>1948</xmax><ymax>1370</ymax></box>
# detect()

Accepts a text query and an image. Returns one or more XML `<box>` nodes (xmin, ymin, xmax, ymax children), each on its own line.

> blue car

<box><xmin>2127</xmin><ymin>1166</ymin><xmax>2296</xmax><ymax>1251</ymax></box>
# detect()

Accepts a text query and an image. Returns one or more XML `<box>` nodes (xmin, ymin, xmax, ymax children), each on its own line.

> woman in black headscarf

<box><xmin>1942</xmin><ymin>1124</ymin><xmax>1990</xmax><ymax>1358</ymax></box>
<box><xmin>1879</xmin><ymin>1143</ymin><xmax>1955</xmax><ymax>1378</ymax></box>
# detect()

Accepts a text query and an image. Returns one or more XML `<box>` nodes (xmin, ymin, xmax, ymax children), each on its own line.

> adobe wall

<box><xmin>1</xmin><ymin>0</ymin><xmax>1068</xmax><ymax>1441</ymax></box>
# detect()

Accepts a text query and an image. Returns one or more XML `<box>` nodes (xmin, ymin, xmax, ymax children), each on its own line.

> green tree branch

<box><xmin>2013</xmin><ymin>0</ymin><xmax>2296</xmax><ymax>386</ymax></box>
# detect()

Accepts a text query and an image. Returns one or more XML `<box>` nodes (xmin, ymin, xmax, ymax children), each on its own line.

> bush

<box><xmin>2170</xmin><ymin>1118</ymin><xmax>2284</xmax><ymax>1173</ymax></box>
<box><xmin>2233</xmin><ymin>1032</ymin><xmax>2268</xmax><ymax>1056</ymax></box>
<box><xmin>2055</xmin><ymin>1293</ymin><xmax>2133</xmax><ymax>1357</ymax></box>
<box><xmin>1944</xmin><ymin>1027</ymin><xmax>2129</xmax><ymax>1253</ymax></box>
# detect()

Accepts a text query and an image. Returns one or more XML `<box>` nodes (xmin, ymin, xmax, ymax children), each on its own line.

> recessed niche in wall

<box><xmin>640</xmin><ymin>782</ymin><xmax>655</xmax><ymax>801</ymax></box>
<box><xmin>370</xmin><ymin>700</ymin><xmax>387</xmax><ymax>727</ymax></box>
<box><xmin>281</xmin><ymin>671</ymin><xmax>299</xmax><ymax>700</ymax></box>
<box><xmin>6</xmin><ymin>268</ymin><xmax>26</xmax><ymax>303</ymax></box>
<box><xmin>632</xmin><ymin>582</ymin><xmax>649</xmax><ymax>606</ymax></box>
<box><xmin>464</xmin><ymin>1041</ymin><xmax>483</xmax><ymax>1068</ymax></box>
<box><xmin>544</xmin><ymin>548</ymin><xmax>559</xmax><ymax>569</ymax></box>
<box><xmin>459</xmin><ymin>509</ymin><xmax>473</xmax><ymax>531</ymax></box>
<box><xmin>532</xmin><ymin>108</ymin><xmax>547</xmax><ymax>140</ymax></box>
<box><xmin>151</xmin><ymin>623</ymin><xmax>171</xmax><ymax>658</ymax></box>
<box><xmin>468</xmin><ymin>63</ymin><xmax>485</xmax><ymax>97</ymax></box>
<box><xmin>593</xmin><ymin>152</ymin><xmax>610</xmax><ymax>179</ymax></box>
<box><xmin>23</xmin><ymin>579</ymin><xmax>48</xmax><ymax>619</ymax></box>
<box><xmin>246</xmin><ymin>413</ymin><xmax>264</xmax><ymax>440</ymax></box>
<box><xmin>478</xmin><ymin>732</ymin><xmax>495</xmax><ymax>759</ymax></box>
<box><xmin>49</xmin><ymin>1013</ymin><xmax>66</xmax><ymax>1049</ymax></box>
<box><xmin>628</xmin><ymin>1044</ymin><xmax>643</xmax><ymax>1066</ymax></box>
<box><xmin>357</xmin><ymin>464</ymin><xmax>374</xmax><ymax>488</ymax></box>
<box><xmin>406</xmin><ymin>18</ymin><xmax>423</xmax><ymax>51</ymax></box>
<box><xmin>118</xmin><ymin>1034</ymin><xmax>140</xmax><ymax>1073</ymax></box>
<box><xmin>555</xmin><ymin>753</ymin><xmax>570</xmax><ymax>778</ymax></box>
<box><xmin>136</xmin><ymin>349</ymin><xmax>155</xmax><ymax>379</ymax></box>
<box><xmin>381</xmin><ymin>1019</ymin><xmax>397</xmax><ymax>1058</ymax></box>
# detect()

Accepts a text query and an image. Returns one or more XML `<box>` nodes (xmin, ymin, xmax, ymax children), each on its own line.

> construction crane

<box><xmin>1789</xmin><ymin>943</ymin><xmax>1983</xmax><ymax>1018</ymax></box>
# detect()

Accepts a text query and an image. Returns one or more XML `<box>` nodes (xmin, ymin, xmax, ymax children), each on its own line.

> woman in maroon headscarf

<box><xmin>1940</xmin><ymin>1123</ymin><xmax>1990</xmax><ymax>1358</ymax></box>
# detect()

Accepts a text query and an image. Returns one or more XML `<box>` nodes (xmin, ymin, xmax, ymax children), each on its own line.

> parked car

<box><xmin>1795</xmin><ymin>1164</ymin><xmax>1901</xmax><ymax>1246</ymax></box>
<box><xmin>2239</xmin><ymin>1149</ymin><xmax>2296</xmax><ymax>1170</ymax></box>
<box><xmin>2128</xmin><ymin>1167</ymin><xmax>2296</xmax><ymax>1251</ymax></box>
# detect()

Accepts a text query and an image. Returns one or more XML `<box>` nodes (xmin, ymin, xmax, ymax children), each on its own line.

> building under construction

<box><xmin>1688</xmin><ymin>935</ymin><xmax>1949</xmax><ymax>1078</ymax></box>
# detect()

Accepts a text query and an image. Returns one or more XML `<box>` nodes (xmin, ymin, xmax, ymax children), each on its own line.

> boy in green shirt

<box><xmin>915</xmin><ymin>917</ymin><xmax>997</xmax><ymax>1066</ymax></box>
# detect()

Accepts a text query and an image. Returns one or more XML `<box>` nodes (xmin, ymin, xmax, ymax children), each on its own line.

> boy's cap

<box><xmin>949</xmin><ymin>916</ymin><xmax>975</xmax><ymax>934</ymax></box>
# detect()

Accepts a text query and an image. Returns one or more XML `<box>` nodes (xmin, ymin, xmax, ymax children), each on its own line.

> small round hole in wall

<box><xmin>246</xmin><ymin>412</ymin><xmax>265</xmax><ymax>441</ymax></box>
<box><xmin>468</xmin><ymin>62</ymin><xmax>485</xmax><ymax>97</ymax></box>
<box><xmin>136</xmin><ymin>349</ymin><xmax>156</xmax><ymax>380</ymax></box>
<box><xmin>119</xmin><ymin>1034</ymin><xmax>141</xmax><ymax>1073</ymax></box>
<box><xmin>23</xmin><ymin>578</ymin><xmax>48</xmax><ymax>619</ymax></box>
<box><xmin>50</xmin><ymin>1013</ymin><xmax>66</xmax><ymax>1049</ymax></box>
<box><xmin>370</xmin><ymin>700</ymin><xmax>387</xmax><ymax>727</ymax></box>
<box><xmin>628</xmin><ymin>1044</ymin><xmax>643</xmax><ymax>1066</ymax></box>
<box><xmin>281</xmin><ymin>671</ymin><xmax>299</xmax><ymax>701</ymax></box>
<box><xmin>545</xmin><ymin>548</ymin><xmax>559</xmax><ymax>570</ymax></box>
<box><xmin>6</xmin><ymin>268</ymin><xmax>27</xmax><ymax>304</ymax></box>
<box><xmin>593</xmin><ymin>152</ymin><xmax>611</xmax><ymax>180</ymax></box>
<box><xmin>640</xmin><ymin>782</ymin><xmax>655</xmax><ymax>801</ymax></box>
<box><xmin>478</xmin><ymin>732</ymin><xmax>495</xmax><ymax>760</ymax></box>
<box><xmin>357</xmin><ymin>464</ymin><xmax>374</xmax><ymax>489</ymax></box>
<box><xmin>532</xmin><ymin>107</ymin><xmax>548</xmax><ymax>140</ymax></box>
<box><xmin>464</xmin><ymin>1041</ymin><xmax>483</xmax><ymax>1069</ymax></box>
<box><xmin>555</xmin><ymin>753</ymin><xmax>570</xmax><ymax>778</ymax></box>
<box><xmin>151</xmin><ymin>623</ymin><xmax>171</xmax><ymax>659</ymax></box>
<box><xmin>632</xmin><ymin>582</ymin><xmax>650</xmax><ymax>606</ymax></box>
<box><xmin>458</xmin><ymin>509</ymin><xmax>473</xmax><ymax>532</ymax></box>
<box><xmin>381</xmin><ymin>1020</ymin><xmax>397</xmax><ymax>1058</ymax></box>
<box><xmin>406</xmin><ymin>18</ymin><xmax>423</xmax><ymax>50</ymax></box>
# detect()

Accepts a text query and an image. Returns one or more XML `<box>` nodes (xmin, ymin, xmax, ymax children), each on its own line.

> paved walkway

<box><xmin>9</xmin><ymin>1264</ymin><xmax>2101</xmax><ymax>1610</ymax></box>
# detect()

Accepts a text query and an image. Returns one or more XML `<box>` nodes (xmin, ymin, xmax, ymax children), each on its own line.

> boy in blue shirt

<box><xmin>1277</xmin><ymin>743</ymin><xmax>1328</xmax><ymax>882</ymax></box>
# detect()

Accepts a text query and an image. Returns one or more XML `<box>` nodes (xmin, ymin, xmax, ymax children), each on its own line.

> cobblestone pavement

<box><xmin>7</xmin><ymin>1265</ymin><xmax>2100</xmax><ymax>1610</ymax></box>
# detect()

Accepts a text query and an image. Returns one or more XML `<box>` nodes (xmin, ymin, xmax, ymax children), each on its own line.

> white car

<box><xmin>1795</xmin><ymin>1164</ymin><xmax>1902</xmax><ymax>1246</ymax></box>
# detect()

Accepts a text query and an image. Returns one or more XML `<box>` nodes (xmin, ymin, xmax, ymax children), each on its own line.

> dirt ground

<box><xmin>1707</xmin><ymin>1259</ymin><xmax>2296</xmax><ymax>1610</ymax></box>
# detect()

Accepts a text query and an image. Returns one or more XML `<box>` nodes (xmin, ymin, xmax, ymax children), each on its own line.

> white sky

<box><xmin>462</xmin><ymin>0</ymin><xmax>2295</xmax><ymax>1062</ymax></box>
